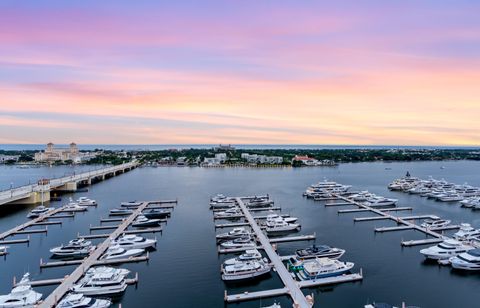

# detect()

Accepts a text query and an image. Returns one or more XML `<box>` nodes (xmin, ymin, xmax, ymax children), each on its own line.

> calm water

<box><xmin>1</xmin><ymin>161</ymin><xmax>480</xmax><ymax>308</ymax></box>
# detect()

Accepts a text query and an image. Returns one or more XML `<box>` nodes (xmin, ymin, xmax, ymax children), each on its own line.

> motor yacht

<box><xmin>111</xmin><ymin>235</ymin><xmax>156</xmax><ymax>250</ymax></box>
<box><xmin>142</xmin><ymin>208</ymin><xmax>171</xmax><ymax>219</ymax></box>
<box><xmin>245</xmin><ymin>198</ymin><xmax>274</xmax><ymax>208</ymax></box>
<box><xmin>294</xmin><ymin>257</ymin><xmax>354</xmax><ymax>280</ymax></box>
<box><xmin>209</xmin><ymin>201</ymin><xmax>237</xmax><ymax>209</ymax></box>
<box><xmin>211</xmin><ymin>194</ymin><xmax>235</xmax><ymax>203</ymax></box>
<box><xmin>221</xmin><ymin>259</ymin><xmax>271</xmax><ymax>281</ymax></box>
<box><xmin>213</xmin><ymin>208</ymin><xmax>242</xmax><ymax>219</ymax></box>
<box><xmin>460</xmin><ymin>197</ymin><xmax>480</xmax><ymax>208</ymax></box>
<box><xmin>71</xmin><ymin>272</ymin><xmax>127</xmax><ymax>296</ymax></box>
<box><xmin>265</xmin><ymin>214</ymin><xmax>298</xmax><ymax>224</ymax></box>
<box><xmin>450</xmin><ymin>249</ymin><xmax>480</xmax><ymax>271</ymax></box>
<box><xmin>0</xmin><ymin>273</ymin><xmax>42</xmax><ymax>307</ymax></box>
<box><xmin>100</xmin><ymin>245</ymin><xmax>144</xmax><ymax>260</ymax></box>
<box><xmin>109</xmin><ymin>208</ymin><xmax>133</xmax><ymax>216</ymax></box>
<box><xmin>50</xmin><ymin>239</ymin><xmax>95</xmax><ymax>258</ymax></box>
<box><xmin>437</xmin><ymin>194</ymin><xmax>464</xmax><ymax>202</ymax></box>
<box><xmin>216</xmin><ymin>228</ymin><xmax>252</xmax><ymax>240</ymax></box>
<box><xmin>27</xmin><ymin>206</ymin><xmax>54</xmax><ymax>218</ymax></box>
<box><xmin>131</xmin><ymin>215</ymin><xmax>161</xmax><ymax>228</ymax></box>
<box><xmin>419</xmin><ymin>239</ymin><xmax>474</xmax><ymax>260</ymax></box>
<box><xmin>364</xmin><ymin>197</ymin><xmax>397</xmax><ymax>207</ymax></box>
<box><xmin>223</xmin><ymin>249</ymin><xmax>263</xmax><ymax>265</ymax></box>
<box><xmin>77</xmin><ymin>197</ymin><xmax>97</xmax><ymax>206</ymax></box>
<box><xmin>63</xmin><ymin>201</ymin><xmax>88</xmax><ymax>212</ymax></box>
<box><xmin>264</xmin><ymin>218</ymin><xmax>300</xmax><ymax>235</ymax></box>
<box><xmin>220</xmin><ymin>237</ymin><xmax>256</xmax><ymax>249</ymax></box>
<box><xmin>120</xmin><ymin>201</ymin><xmax>142</xmax><ymax>207</ymax></box>
<box><xmin>295</xmin><ymin>244</ymin><xmax>345</xmax><ymax>260</ymax></box>
<box><xmin>421</xmin><ymin>219</ymin><xmax>451</xmax><ymax>229</ymax></box>
<box><xmin>56</xmin><ymin>293</ymin><xmax>111</xmax><ymax>308</ymax></box>
<box><xmin>453</xmin><ymin>223</ymin><xmax>480</xmax><ymax>240</ymax></box>
<box><xmin>84</xmin><ymin>267</ymin><xmax>130</xmax><ymax>279</ymax></box>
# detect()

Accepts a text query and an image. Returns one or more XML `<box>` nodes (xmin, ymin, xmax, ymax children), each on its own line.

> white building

<box><xmin>34</xmin><ymin>143</ymin><xmax>97</xmax><ymax>163</ymax></box>
<box><xmin>215</xmin><ymin>153</ymin><xmax>227</xmax><ymax>163</ymax></box>
<box><xmin>0</xmin><ymin>154</ymin><xmax>20</xmax><ymax>163</ymax></box>
<box><xmin>241</xmin><ymin>153</ymin><xmax>283</xmax><ymax>164</ymax></box>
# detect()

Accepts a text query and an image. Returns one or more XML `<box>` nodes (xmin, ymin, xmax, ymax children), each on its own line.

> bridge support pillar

<box><xmin>10</xmin><ymin>190</ymin><xmax>50</xmax><ymax>205</ymax></box>
<box><xmin>53</xmin><ymin>181</ymin><xmax>77</xmax><ymax>192</ymax></box>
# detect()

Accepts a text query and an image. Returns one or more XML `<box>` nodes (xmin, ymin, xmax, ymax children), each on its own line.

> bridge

<box><xmin>0</xmin><ymin>161</ymin><xmax>139</xmax><ymax>206</ymax></box>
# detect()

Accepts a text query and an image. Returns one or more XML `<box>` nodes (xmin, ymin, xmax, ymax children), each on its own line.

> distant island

<box><xmin>1</xmin><ymin>143</ymin><xmax>480</xmax><ymax>167</ymax></box>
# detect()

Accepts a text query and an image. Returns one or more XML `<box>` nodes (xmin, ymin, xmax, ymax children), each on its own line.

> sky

<box><xmin>1</xmin><ymin>1</ymin><xmax>479</xmax><ymax>146</ymax></box>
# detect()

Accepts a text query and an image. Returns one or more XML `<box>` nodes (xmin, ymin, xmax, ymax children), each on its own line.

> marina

<box><xmin>1</xmin><ymin>161</ymin><xmax>480</xmax><ymax>307</ymax></box>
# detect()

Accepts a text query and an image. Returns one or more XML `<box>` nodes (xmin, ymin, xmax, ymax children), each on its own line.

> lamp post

<box><xmin>10</xmin><ymin>182</ymin><xmax>13</xmax><ymax>197</ymax></box>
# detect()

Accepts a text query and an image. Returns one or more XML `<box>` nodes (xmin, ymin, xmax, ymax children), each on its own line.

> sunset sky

<box><xmin>1</xmin><ymin>1</ymin><xmax>479</xmax><ymax>145</ymax></box>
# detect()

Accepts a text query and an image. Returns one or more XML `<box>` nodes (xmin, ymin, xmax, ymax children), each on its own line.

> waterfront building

<box><xmin>292</xmin><ymin>155</ymin><xmax>336</xmax><ymax>166</ymax></box>
<box><xmin>34</xmin><ymin>142</ymin><xmax>97</xmax><ymax>163</ymax></box>
<box><xmin>241</xmin><ymin>153</ymin><xmax>283</xmax><ymax>164</ymax></box>
<box><xmin>0</xmin><ymin>154</ymin><xmax>20</xmax><ymax>163</ymax></box>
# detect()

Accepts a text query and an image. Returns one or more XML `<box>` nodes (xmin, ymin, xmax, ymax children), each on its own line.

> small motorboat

<box><xmin>131</xmin><ymin>215</ymin><xmax>161</xmax><ymax>228</ymax></box>
<box><xmin>56</xmin><ymin>293</ymin><xmax>111</xmax><ymax>308</ymax></box>
<box><xmin>216</xmin><ymin>227</ymin><xmax>252</xmax><ymax>240</ymax></box>
<box><xmin>100</xmin><ymin>245</ymin><xmax>145</xmax><ymax>260</ymax></box>
<box><xmin>71</xmin><ymin>272</ymin><xmax>128</xmax><ymax>296</ymax></box>
<box><xmin>221</xmin><ymin>259</ymin><xmax>271</xmax><ymax>281</ymax></box>
<box><xmin>142</xmin><ymin>208</ymin><xmax>171</xmax><ymax>219</ymax></box>
<box><xmin>421</xmin><ymin>219</ymin><xmax>451</xmax><ymax>229</ymax></box>
<box><xmin>50</xmin><ymin>239</ymin><xmax>95</xmax><ymax>258</ymax></box>
<box><xmin>296</xmin><ymin>244</ymin><xmax>346</xmax><ymax>260</ymax></box>
<box><xmin>220</xmin><ymin>237</ymin><xmax>256</xmax><ymax>249</ymax></box>
<box><xmin>77</xmin><ymin>197</ymin><xmax>97</xmax><ymax>206</ymax></box>
<box><xmin>27</xmin><ymin>206</ymin><xmax>54</xmax><ymax>218</ymax></box>
<box><xmin>109</xmin><ymin>208</ymin><xmax>133</xmax><ymax>216</ymax></box>
<box><xmin>0</xmin><ymin>273</ymin><xmax>42</xmax><ymax>307</ymax></box>
<box><xmin>0</xmin><ymin>246</ymin><xmax>8</xmax><ymax>257</ymax></box>
<box><xmin>111</xmin><ymin>235</ymin><xmax>156</xmax><ymax>250</ymax></box>
<box><xmin>120</xmin><ymin>201</ymin><xmax>142</xmax><ymax>208</ymax></box>
<box><xmin>213</xmin><ymin>208</ymin><xmax>243</xmax><ymax>219</ymax></box>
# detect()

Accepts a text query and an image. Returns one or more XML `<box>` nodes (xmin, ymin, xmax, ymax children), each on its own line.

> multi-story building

<box><xmin>34</xmin><ymin>143</ymin><xmax>96</xmax><ymax>163</ymax></box>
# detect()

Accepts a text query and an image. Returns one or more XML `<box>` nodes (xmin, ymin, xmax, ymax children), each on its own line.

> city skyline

<box><xmin>1</xmin><ymin>1</ymin><xmax>479</xmax><ymax>145</ymax></box>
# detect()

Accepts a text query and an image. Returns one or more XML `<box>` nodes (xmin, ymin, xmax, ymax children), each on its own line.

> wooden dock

<box><xmin>235</xmin><ymin>197</ymin><xmax>312</xmax><ymax>308</ymax></box>
<box><xmin>375</xmin><ymin>225</ymin><xmax>415</xmax><ymax>233</ymax></box>
<box><xmin>40</xmin><ymin>201</ymin><xmax>153</xmax><ymax>307</ymax></box>
<box><xmin>297</xmin><ymin>272</ymin><xmax>363</xmax><ymax>288</ymax></box>
<box><xmin>78</xmin><ymin>227</ymin><xmax>163</xmax><ymax>239</ymax></box>
<box><xmin>215</xmin><ymin>222</ymin><xmax>250</xmax><ymax>229</ymax></box>
<box><xmin>401</xmin><ymin>238</ymin><xmax>444</xmax><ymax>247</ymax></box>
<box><xmin>40</xmin><ymin>254</ymin><xmax>150</xmax><ymax>268</ymax></box>
<box><xmin>225</xmin><ymin>287</ymin><xmax>289</xmax><ymax>303</ymax></box>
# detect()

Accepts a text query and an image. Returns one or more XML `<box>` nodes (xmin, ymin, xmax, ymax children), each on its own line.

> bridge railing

<box><xmin>0</xmin><ymin>161</ymin><xmax>138</xmax><ymax>195</ymax></box>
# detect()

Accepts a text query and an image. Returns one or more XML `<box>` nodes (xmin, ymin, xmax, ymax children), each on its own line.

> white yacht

<box><xmin>450</xmin><ymin>249</ymin><xmax>480</xmax><ymax>271</ymax></box>
<box><xmin>56</xmin><ymin>293</ymin><xmax>111</xmax><ymax>308</ymax></box>
<box><xmin>265</xmin><ymin>214</ymin><xmax>298</xmax><ymax>224</ymax></box>
<box><xmin>245</xmin><ymin>198</ymin><xmax>274</xmax><ymax>208</ymax></box>
<box><xmin>421</xmin><ymin>219</ymin><xmax>451</xmax><ymax>229</ymax></box>
<box><xmin>221</xmin><ymin>259</ymin><xmax>271</xmax><ymax>281</ymax></box>
<box><xmin>77</xmin><ymin>197</ymin><xmax>97</xmax><ymax>206</ymax></box>
<box><xmin>27</xmin><ymin>206</ymin><xmax>54</xmax><ymax>218</ymax></box>
<box><xmin>0</xmin><ymin>246</ymin><xmax>8</xmax><ymax>257</ymax></box>
<box><xmin>120</xmin><ymin>201</ymin><xmax>142</xmax><ymax>208</ymax></box>
<box><xmin>460</xmin><ymin>197</ymin><xmax>480</xmax><ymax>208</ymax></box>
<box><xmin>264</xmin><ymin>218</ymin><xmax>300</xmax><ymax>234</ymax></box>
<box><xmin>213</xmin><ymin>208</ymin><xmax>242</xmax><ymax>219</ymax></box>
<box><xmin>437</xmin><ymin>194</ymin><xmax>464</xmax><ymax>202</ymax></box>
<box><xmin>295</xmin><ymin>244</ymin><xmax>345</xmax><ymax>260</ymax></box>
<box><xmin>111</xmin><ymin>235</ymin><xmax>156</xmax><ymax>250</ymax></box>
<box><xmin>50</xmin><ymin>239</ymin><xmax>95</xmax><ymax>258</ymax></box>
<box><xmin>84</xmin><ymin>267</ymin><xmax>130</xmax><ymax>279</ymax></box>
<box><xmin>71</xmin><ymin>272</ymin><xmax>127</xmax><ymax>296</ymax></box>
<box><xmin>131</xmin><ymin>215</ymin><xmax>161</xmax><ymax>228</ymax></box>
<box><xmin>364</xmin><ymin>197</ymin><xmax>397</xmax><ymax>207</ymax></box>
<box><xmin>209</xmin><ymin>201</ymin><xmax>237</xmax><ymax>209</ymax></box>
<box><xmin>220</xmin><ymin>237</ymin><xmax>256</xmax><ymax>249</ymax></box>
<box><xmin>419</xmin><ymin>239</ymin><xmax>474</xmax><ymax>260</ymax></box>
<box><xmin>295</xmin><ymin>257</ymin><xmax>354</xmax><ymax>280</ymax></box>
<box><xmin>63</xmin><ymin>201</ymin><xmax>88</xmax><ymax>212</ymax></box>
<box><xmin>453</xmin><ymin>223</ymin><xmax>480</xmax><ymax>240</ymax></box>
<box><xmin>109</xmin><ymin>208</ymin><xmax>133</xmax><ymax>216</ymax></box>
<box><xmin>216</xmin><ymin>228</ymin><xmax>251</xmax><ymax>240</ymax></box>
<box><xmin>211</xmin><ymin>194</ymin><xmax>235</xmax><ymax>203</ymax></box>
<box><xmin>0</xmin><ymin>273</ymin><xmax>42</xmax><ymax>307</ymax></box>
<box><xmin>223</xmin><ymin>249</ymin><xmax>263</xmax><ymax>265</ymax></box>
<box><xmin>100</xmin><ymin>245</ymin><xmax>144</xmax><ymax>260</ymax></box>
